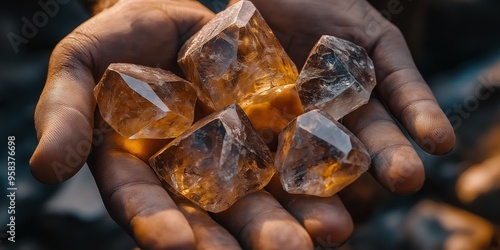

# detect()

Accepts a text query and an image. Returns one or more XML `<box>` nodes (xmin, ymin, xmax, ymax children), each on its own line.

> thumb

<box><xmin>30</xmin><ymin>36</ymin><xmax>96</xmax><ymax>184</ymax></box>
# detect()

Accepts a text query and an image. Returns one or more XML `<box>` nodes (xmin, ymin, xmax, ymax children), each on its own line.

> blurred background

<box><xmin>0</xmin><ymin>0</ymin><xmax>499</xmax><ymax>249</ymax></box>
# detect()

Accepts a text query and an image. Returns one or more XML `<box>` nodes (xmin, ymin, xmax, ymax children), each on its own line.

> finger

<box><xmin>343</xmin><ymin>98</ymin><xmax>425</xmax><ymax>194</ymax></box>
<box><xmin>369</xmin><ymin>24</ymin><xmax>455</xmax><ymax>155</ymax></box>
<box><xmin>30</xmin><ymin>42</ymin><xmax>96</xmax><ymax>184</ymax></box>
<box><xmin>266</xmin><ymin>176</ymin><xmax>353</xmax><ymax>246</ymax></box>
<box><xmin>214</xmin><ymin>191</ymin><xmax>314</xmax><ymax>250</ymax></box>
<box><xmin>174</xmin><ymin>195</ymin><xmax>242</xmax><ymax>250</ymax></box>
<box><xmin>88</xmin><ymin>140</ymin><xmax>196</xmax><ymax>249</ymax></box>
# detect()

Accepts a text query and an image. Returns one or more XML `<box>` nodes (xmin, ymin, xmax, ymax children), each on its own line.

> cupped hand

<box><xmin>30</xmin><ymin>0</ymin><xmax>353</xmax><ymax>249</ymax></box>
<box><xmin>243</xmin><ymin>0</ymin><xmax>456</xmax><ymax>194</ymax></box>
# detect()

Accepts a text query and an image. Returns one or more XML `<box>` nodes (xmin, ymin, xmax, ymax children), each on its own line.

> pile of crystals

<box><xmin>94</xmin><ymin>0</ymin><xmax>376</xmax><ymax>212</ymax></box>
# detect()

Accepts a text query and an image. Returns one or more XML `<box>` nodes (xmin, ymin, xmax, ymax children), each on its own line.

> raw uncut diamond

<box><xmin>296</xmin><ymin>35</ymin><xmax>376</xmax><ymax>120</ymax></box>
<box><xmin>178</xmin><ymin>0</ymin><xmax>298</xmax><ymax>111</ymax></box>
<box><xmin>275</xmin><ymin>109</ymin><xmax>371</xmax><ymax>197</ymax></box>
<box><xmin>94</xmin><ymin>63</ymin><xmax>197</xmax><ymax>139</ymax></box>
<box><xmin>149</xmin><ymin>104</ymin><xmax>275</xmax><ymax>212</ymax></box>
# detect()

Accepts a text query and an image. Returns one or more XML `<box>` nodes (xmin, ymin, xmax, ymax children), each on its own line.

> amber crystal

<box><xmin>149</xmin><ymin>104</ymin><xmax>275</xmax><ymax>212</ymax></box>
<box><xmin>296</xmin><ymin>35</ymin><xmax>376</xmax><ymax>120</ymax></box>
<box><xmin>178</xmin><ymin>0</ymin><xmax>298</xmax><ymax>111</ymax></box>
<box><xmin>275</xmin><ymin>110</ymin><xmax>371</xmax><ymax>197</ymax></box>
<box><xmin>94</xmin><ymin>63</ymin><xmax>197</xmax><ymax>139</ymax></box>
<box><xmin>240</xmin><ymin>84</ymin><xmax>304</xmax><ymax>149</ymax></box>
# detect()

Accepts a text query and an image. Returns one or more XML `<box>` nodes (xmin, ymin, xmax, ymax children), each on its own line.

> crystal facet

<box><xmin>296</xmin><ymin>35</ymin><xmax>376</xmax><ymax>120</ymax></box>
<box><xmin>178</xmin><ymin>0</ymin><xmax>298</xmax><ymax>111</ymax></box>
<box><xmin>149</xmin><ymin>104</ymin><xmax>275</xmax><ymax>212</ymax></box>
<box><xmin>94</xmin><ymin>63</ymin><xmax>197</xmax><ymax>139</ymax></box>
<box><xmin>275</xmin><ymin>109</ymin><xmax>371</xmax><ymax>197</ymax></box>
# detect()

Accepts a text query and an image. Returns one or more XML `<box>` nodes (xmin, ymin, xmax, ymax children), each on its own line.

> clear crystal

<box><xmin>275</xmin><ymin>109</ymin><xmax>371</xmax><ymax>197</ymax></box>
<box><xmin>296</xmin><ymin>35</ymin><xmax>376</xmax><ymax>120</ymax></box>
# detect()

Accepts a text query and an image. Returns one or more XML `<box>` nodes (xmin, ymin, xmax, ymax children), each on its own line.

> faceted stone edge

<box><xmin>295</xmin><ymin>35</ymin><xmax>376</xmax><ymax>119</ymax></box>
<box><xmin>149</xmin><ymin>103</ymin><xmax>275</xmax><ymax>212</ymax></box>
<box><xmin>94</xmin><ymin>63</ymin><xmax>198</xmax><ymax>139</ymax></box>
<box><xmin>275</xmin><ymin>109</ymin><xmax>371</xmax><ymax>197</ymax></box>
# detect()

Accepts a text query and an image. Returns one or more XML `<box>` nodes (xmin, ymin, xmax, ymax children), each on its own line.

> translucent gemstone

<box><xmin>296</xmin><ymin>35</ymin><xmax>376</xmax><ymax>120</ymax></box>
<box><xmin>178</xmin><ymin>0</ymin><xmax>298</xmax><ymax>111</ymax></box>
<box><xmin>240</xmin><ymin>84</ymin><xmax>304</xmax><ymax>149</ymax></box>
<box><xmin>275</xmin><ymin>109</ymin><xmax>371</xmax><ymax>197</ymax></box>
<box><xmin>94</xmin><ymin>63</ymin><xmax>197</xmax><ymax>139</ymax></box>
<box><xmin>149</xmin><ymin>104</ymin><xmax>275</xmax><ymax>212</ymax></box>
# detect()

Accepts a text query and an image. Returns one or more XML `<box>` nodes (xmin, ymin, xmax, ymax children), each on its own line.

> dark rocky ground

<box><xmin>1</xmin><ymin>0</ymin><xmax>499</xmax><ymax>249</ymax></box>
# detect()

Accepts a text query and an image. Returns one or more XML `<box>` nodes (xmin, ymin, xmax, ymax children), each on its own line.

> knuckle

<box><xmin>49</xmin><ymin>28</ymin><xmax>100</xmax><ymax>78</ymax></box>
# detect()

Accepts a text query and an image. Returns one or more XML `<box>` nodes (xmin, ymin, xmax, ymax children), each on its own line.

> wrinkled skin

<box><xmin>30</xmin><ymin>0</ymin><xmax>455</xmax><ymax>249</ymax></box>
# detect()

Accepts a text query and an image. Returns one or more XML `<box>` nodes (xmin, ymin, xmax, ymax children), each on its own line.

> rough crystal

<box><xmin>178</xmin><ymin>0</ymin><xmax>298</xmax><ymax>111</ymax></box>
<box><xmin>296</xmin><ymin>35</ymin><xmax>376</xmax><ymax>120</ymax></box>
<box><xmin>275</xmin><ymin>109</ymin><xmax>371</xmax><ymax>197</ymax></box>
<box><xmin>149</xmin><ymin>104</ymin><xmax>275</xmax><ymax>212</ymax></box>
<box><xmin>94</xmin><ymin>63</ymin><xmax>197</xmax><ymax>139</ymax></box>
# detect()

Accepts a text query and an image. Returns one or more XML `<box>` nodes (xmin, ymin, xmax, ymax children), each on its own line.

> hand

<box><xmin>242</xmin><ymin>0</ymin><xmax>456</xmax><ymax>194</ymax></box>
<box><xmin>31</xmin><ymin>0</ymin><xmax>351</xmax><ymax>249</ymax></box>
